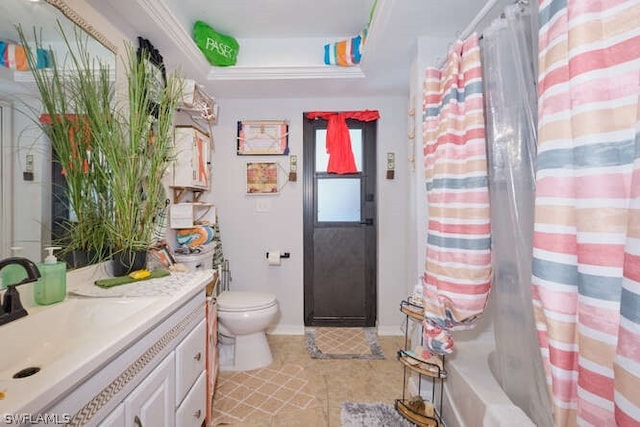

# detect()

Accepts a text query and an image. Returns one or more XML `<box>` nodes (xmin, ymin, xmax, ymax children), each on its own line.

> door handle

<box><xmin>360</xmin><ymin>218</ymin><xmax>374</xmax><ymax>226</ymax></box>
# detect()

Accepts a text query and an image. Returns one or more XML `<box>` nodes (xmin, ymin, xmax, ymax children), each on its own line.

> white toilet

<box><xmin>217</xmin><ymin>290</ymin><xmax>279</xmax><ymax>371</ymax></box>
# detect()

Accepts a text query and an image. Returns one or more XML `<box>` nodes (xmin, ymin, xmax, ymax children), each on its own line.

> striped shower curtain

<box><xmin>421</xmin><ymin>34</ymin><xmax>492</xmax><ymax>354</ymax></box>
<box><xmin>533</xmin><ymin>0</ymin><xmax>640</xmax><ymax>425</ymax></box>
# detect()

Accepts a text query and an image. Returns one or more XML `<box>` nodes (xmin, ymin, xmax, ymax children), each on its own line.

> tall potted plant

<box><xmin>21</xmin><ymin>25</ymin><xmax>182</xmax><ymax>275</ymax></box>
<box><xmin>97</xmin><ymin>44</ymin><xmax>181</xmax><ymax>275</ymax></box>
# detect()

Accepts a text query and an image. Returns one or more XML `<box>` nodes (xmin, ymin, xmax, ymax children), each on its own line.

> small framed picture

<box><xmin>237</xmin><ymin>120</ymin><xmax>289</xmax><ymax>155</ymax></box>
<box><xmin>246</xmin><ymin>162</ymin><xmax>279</xmax><ymax>194</ymax></box>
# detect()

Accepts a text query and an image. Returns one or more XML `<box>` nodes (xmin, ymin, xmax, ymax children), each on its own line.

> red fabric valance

<box><xmin>306</xmin><ymin>110</ymin><xmax>380</xmax><ymax>174</ymax></box>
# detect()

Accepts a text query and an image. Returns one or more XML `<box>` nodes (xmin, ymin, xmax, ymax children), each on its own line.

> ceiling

<box><xmin>46</xmin><ymin>0</ymin><xmax>500</xmax><ymax>98</ymax></box>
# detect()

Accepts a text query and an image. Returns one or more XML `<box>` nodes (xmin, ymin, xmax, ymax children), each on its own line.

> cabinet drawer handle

<box><xmin>194</xmin><ymin>409</ymin><xmax>202</xmax><ymax>419</ymax></box>
<box><xmin>193</xmin><ymin>352</ymin><xmax>202</xmax><ymax>361</ymax></box>
<box><xmin>134</xmin><ymin>415</ymin><xmax>142</xmax><ymax>427</ymax></box>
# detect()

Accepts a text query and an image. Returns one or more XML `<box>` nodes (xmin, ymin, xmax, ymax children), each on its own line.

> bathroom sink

<box><xmin>0</xmin><ymin>269</ymin><xmax>211</xmax><ymax>420</ymax></box>
<box><xmin>0</xmin><ymin>297</ymin><xmax>157</xmax><ymax>380</ymax></box>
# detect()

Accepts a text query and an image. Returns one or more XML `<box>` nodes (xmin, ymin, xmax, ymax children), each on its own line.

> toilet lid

<box><xmin>217</xmin><ymin>291</ymin><xmax>277</xmax><ymax>311</ymax></box>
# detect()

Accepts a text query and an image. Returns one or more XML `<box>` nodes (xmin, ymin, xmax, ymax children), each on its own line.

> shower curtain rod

<box><xmin>437</xmin><ymin>0</ymin><xmax>527</xmax><ymax>68</ymax></box>
<box><xmin>461</xmin><ymin>0</ymin><xmax>501</xmax><ymax>41</ymax></box>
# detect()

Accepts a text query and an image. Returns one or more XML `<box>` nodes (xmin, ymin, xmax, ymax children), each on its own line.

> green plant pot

<box><xmin>111</xmin><ymin>250</ymin><xmax>147</xmax><ymax>277</ymax></box>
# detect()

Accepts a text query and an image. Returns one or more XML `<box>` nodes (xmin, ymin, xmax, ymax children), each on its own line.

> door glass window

<box><xmin>315</xmin><ymin>129</ymin><xmax>363</xmax><ymax>172</ymax></box>
<box><xmin>317</xmin><ymin>178</ymin><xmax>361</xmax><ymax>222</ymax></box>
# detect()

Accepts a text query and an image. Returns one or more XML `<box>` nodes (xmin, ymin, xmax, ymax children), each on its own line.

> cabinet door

<box><xmin>175</xmin><ymin>319</ymin><xmax>206</xmax><ymax>405</ymax></box>
<box><xmin>125</xmin><ymin>353</ymin><xmax>176</xmax><ymax>427</ymax></box>
<box><xmin>175</xmin><ymin>371</ymin><xmax>206</xmax><ymax>427</ymax></box>
<box><xmin>98</xmin><ymin>403</ymin><xmax>125</xmax><ymax>427</ymax></box>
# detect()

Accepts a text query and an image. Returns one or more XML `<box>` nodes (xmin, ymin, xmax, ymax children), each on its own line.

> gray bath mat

<box><xmin>305</xmin><ymin>327</ymin><xmax>385</xmax><ymax>359</ymax></box>
<box><xmin>341</xmin><ymin>402</ymin><xmax>412</xmax><ymax>426</ymax></box>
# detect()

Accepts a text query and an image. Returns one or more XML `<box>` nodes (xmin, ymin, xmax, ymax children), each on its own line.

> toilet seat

<box><xmin>217</xmin><ymin>291</ymin><xmax>277</xmax><ymax>312</ymax></box>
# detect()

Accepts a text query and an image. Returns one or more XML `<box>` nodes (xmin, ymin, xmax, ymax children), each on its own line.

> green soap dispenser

<box><xmin>35</xmin><ymin>246</ymin><xmax>67</xmax><ymax>305</ymax></box>
<box><xmin>1</xmin><ymin>247</ymin><xmax>28</xmax><ymax>289</ymax></box>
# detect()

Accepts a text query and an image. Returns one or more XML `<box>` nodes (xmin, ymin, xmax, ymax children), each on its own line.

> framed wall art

<box><xmin>237</xmin><ymin>120</ymin><xmax>289</xmax><ymax>155</ymax></box>
<box><xmin>246</xmin><ymin>162</ymin><xmax>279</xmax><ymax>194</ymax></box>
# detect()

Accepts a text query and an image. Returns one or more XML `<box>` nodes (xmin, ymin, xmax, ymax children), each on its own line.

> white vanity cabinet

<box><xmin>47</xmin><ymin>288</ymin><xmax>207</xmax><ymax>427</ymax></box>
<box><xmin>98</xmin><ymin>404</ymin><xmax>125</xmax><ymax>427</ymax></box>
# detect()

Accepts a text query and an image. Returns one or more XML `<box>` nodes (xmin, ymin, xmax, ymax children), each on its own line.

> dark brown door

<box><xmin>303</xmin><ymin>114</ymin><xmax>377</xmax><ymax>327</ymax></box>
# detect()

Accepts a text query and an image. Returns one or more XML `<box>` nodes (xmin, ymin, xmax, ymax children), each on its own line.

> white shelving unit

<box><xmin>168</xmin><ymin>81</ymin><xmax>218</xmax><ymax>231</ymax></box>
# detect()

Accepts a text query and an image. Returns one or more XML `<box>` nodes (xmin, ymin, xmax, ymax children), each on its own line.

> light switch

<box><xmin>386</xmin><ymin>152</ymin><xmax>395</xmax><ymax>180</ymax></box>
<box><xmin>289</xmin><ymin>155</ymin><xmax>297</xmax><ymax>182</ymax></box>
<box><xmin>256</xmin><ymin>198</ymin><xmax>272</xmax><ymax>212</ymax></box>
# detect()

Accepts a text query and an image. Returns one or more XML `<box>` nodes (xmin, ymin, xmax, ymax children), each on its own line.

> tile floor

<box><xmin>211</xmin><ymin>333</ymin><xmax>406</xmax><ymax>426</ymax></box>
<box><xmin>312</xmin><ymin>327</ymin><xmax>373</xmax><ymax>355</ymax></box>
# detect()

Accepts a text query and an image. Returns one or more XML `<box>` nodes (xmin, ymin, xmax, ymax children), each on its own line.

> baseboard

<box><xmin>376</xmin><ymin>325</ymin><xmax>405</xmax><ymax>336</ymax></box>
<box><xmin>268</xmin><ymin>325</ymin><xmax>305</xmax><ymax>335</ymax></box>
<box><xmin>268</xmin><ymin>324</ymin><xmax>404</xmax><ymax>336</ymax></box>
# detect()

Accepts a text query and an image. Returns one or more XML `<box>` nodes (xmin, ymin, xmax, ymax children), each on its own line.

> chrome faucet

<box><xmin>0</xmin><ymin>257</ymin><xmax>41</xmax><ymax>326</ymax></box>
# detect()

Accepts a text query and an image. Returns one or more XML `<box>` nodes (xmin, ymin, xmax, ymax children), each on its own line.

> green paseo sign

<box><xmin>193</xmin><ymin>20</ymin><xmax>239</xmax><ymax>67</ymax></box>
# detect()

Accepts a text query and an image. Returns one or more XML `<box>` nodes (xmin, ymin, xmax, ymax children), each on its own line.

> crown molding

<box><xmin>206</xmin><ymin>65</ymin><xmax>365</xmax><ymax>81</ymax></box>
<box><xmin>358</xmin><ymin>0</ymin><xmax>393</xmax><ymax>71</ymax></box>
<box><xmin>136</xmin><ymin>0</ymin><xmax>211</xmax><ymax>78</ymax></box>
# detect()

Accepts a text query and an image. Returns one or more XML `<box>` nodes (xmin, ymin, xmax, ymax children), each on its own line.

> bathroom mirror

<box><xmin>0</xmin><ymin>0</ymin><xmax>117</xmax><ymax>263</ymax></box>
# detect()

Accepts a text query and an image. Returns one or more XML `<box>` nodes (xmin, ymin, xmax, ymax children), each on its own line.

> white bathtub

<box><xmin>441</xmin><ymin>315</ymin><xmax>535</xmax><ymax>427</ymax></box>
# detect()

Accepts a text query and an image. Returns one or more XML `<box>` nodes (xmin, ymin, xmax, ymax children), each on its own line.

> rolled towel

<box><xmin>176</xmin><ymin>225</ymin><xmax>215</xmax><ymax>247</ymax></box>
<box><xmin>324</xmin><ymin>28</ymin><xmax>367</xmax><ymax>67</ymax></box>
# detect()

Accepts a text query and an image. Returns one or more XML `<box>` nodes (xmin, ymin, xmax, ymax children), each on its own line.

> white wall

<box><xmin>208</xmin><ymin>95</ymin><xmax>409</xmax><ymax>335</ymax></box>
<box><xmin>409</xmin><ymin>35</ymin><xmax>456</xmax><ymax>292</ymax></box>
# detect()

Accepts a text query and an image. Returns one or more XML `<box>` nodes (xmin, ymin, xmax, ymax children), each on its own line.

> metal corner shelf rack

<box><xmin>395</xmin><ymin>299</ymin><xmax>447</xmax><ymax>427</ymax></box>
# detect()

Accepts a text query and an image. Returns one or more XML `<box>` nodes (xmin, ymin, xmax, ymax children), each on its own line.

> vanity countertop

<box><xmin>0</xmin><ymin>268</ymin><xmax>212</xmax><ymax>419</ymax></box>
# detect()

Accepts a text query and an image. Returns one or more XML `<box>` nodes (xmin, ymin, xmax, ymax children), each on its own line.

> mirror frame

<box><xmin>1</xmin><ymin>0</ymin><xmax>123</xmax><ymax>263</ymax></box>
<box><xmin>44</xmin><ymin>0</ymin><xmax>119</xmax><ymax>54</ymax></box>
